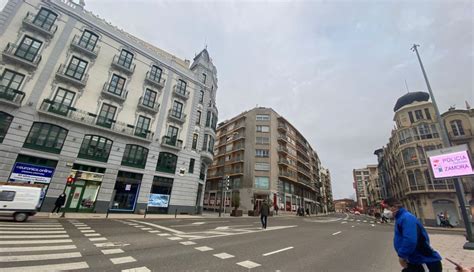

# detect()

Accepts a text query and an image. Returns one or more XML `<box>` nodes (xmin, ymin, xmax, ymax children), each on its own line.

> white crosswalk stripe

<box><xmin>0</xmin><ymin>220</ymin><xmax>90</xmax><ymax>271</ymax></box>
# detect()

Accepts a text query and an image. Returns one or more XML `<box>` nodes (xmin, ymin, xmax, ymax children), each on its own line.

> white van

<box><xmin>0</xmin><ymin>184</ymin><xmax>42</xmax><ymax>222</ymax></box>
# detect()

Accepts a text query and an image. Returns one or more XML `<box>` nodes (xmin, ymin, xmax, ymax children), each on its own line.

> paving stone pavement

<box><xmin>430</xmin><ymin>233</ymin><xmax>474</xmax><ymax>271</ymax></box>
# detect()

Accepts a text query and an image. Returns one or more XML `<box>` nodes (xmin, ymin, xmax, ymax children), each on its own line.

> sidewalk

<box><xmin>430</xmin><ymin>233</ymin><xmax>474</xmax><ymax>271</ymax></box>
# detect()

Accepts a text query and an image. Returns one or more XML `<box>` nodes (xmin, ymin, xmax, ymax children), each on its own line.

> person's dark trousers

<box><xmin>402</xmin><ymin>261</ymin><xmax>442</xmax><ymax>272</ymax></box>
<box><xmin>51</xmin><ymin>205</ymin><xmax>61</xmax><ymax>213</ymax></box>
<box><xmin>260</xmin><ymin>215</ymin><xmax>267</xmax><ymax>229</ymax></box>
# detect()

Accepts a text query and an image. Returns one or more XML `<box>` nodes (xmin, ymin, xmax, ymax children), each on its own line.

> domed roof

<box><xmin>393</xmin><ymin>92</ymin><xmax>430</xmax><ymax>112</ymax></box>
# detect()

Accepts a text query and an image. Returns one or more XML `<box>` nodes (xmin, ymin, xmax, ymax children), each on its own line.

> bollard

<box><xmin>144</xmin><ymin>208</ymin><xmax>147</xmax><ymax>219</ymax></box>
<box><xmin>106</xmin><ymin>209</ymin><xmax>109</xmax><ymax>219</ymax></box>
<box><xmin>175</xmin><ymin>209</ymin><xmax>177</xmax><ymax>218</ymax></box>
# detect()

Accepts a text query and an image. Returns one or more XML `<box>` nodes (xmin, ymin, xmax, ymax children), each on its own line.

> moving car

<box><xmin>0</xmin><ymin>183</ymin><xmax>42</xmax><ymax>222</ymax></box>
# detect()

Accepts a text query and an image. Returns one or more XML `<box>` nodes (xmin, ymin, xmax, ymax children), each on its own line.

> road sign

<box><xmin>426</xmin><ymin>144</ymin><xmax>474</xmax><ymax>179</ymax></box>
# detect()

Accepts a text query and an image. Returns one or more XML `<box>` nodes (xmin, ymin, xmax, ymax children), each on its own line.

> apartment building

<box><xmin>377</xmin><ymin>92</ymin><xmax>473</xmax><ymax>226</ymax></box>
<box><xmin>320</xmin><ymin>167</ymin><xmax>334</xmax><ymax>213</ymax></box>
<box><xmin>0</xmin><ymin>0</ymin><xmax>218</xmax><ymax>214</ymax></box>
<box><xmin>353</xmin><ymin>167</ymin><xmax>370</xmax><ymax>211</ymax></box>
<box><xmin>204</xmin><ymin>107</ymin><xmax>332</xmax><ymax>214</ymax></box>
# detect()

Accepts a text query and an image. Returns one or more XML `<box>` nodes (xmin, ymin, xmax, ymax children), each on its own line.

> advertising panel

<box><xmin>148</xmin><ymin>194</ymin><xmax>170</xmax><ymax>208</ymax></box>
<box><xmin>9</xmin><ymin>162</ymin><xmax>55</xmax><ymax>184</ymax></box>
<box><xmin>427</xmin><ymin>145</ymin><xmax>474</xmax><ymax>179</ymax></box>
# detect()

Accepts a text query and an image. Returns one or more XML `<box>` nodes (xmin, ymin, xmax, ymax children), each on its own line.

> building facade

<box><xmin>333</xmin><ymin>198</ymin><xmax>356</xmax><ymax>213</ymax></box>
<box><xmin>377</xmin><ymin>92</ymin><xmax>473</xmax><ymax>226</ymax></box>
<box><xmin>352</xmin><ymin>167</ymin><xmax>369</xmax><ymax>211</ymax></box>
<box><xmin>0</xmin><ymin>0</ymin><xmax>218</xmax><ymax>214</ymax></box>
<box><xmin>204</xmin><ymin>107</ymin><xmax>332</xmax><ymax>214</ymax></box>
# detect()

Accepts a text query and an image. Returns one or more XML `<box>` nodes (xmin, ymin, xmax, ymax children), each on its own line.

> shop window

<box><xmin>110</xmin><ymin>171</ymin><xmax>143</xmax><ymax>212</ymax></box>
<box><xmin>149</xmin><ymin>176</ymin><xmax>174</xmax><ymax>214</ymax></box>
<box><xmin>121</xmin><ymin>144</ymin><xmax>149</xmax><ymax>169</ymax></box>
<box><xmin>156</xmin><ymin>152</ymin><xmax>177</xmax><ymax>173</ymax></box>
<box><xmin>78</xmin><ymin>135</ymin><xmax>113</xmax><ymax>162</ymax></box>
<box><xmin>23</xmin><ymin>122</ymin><xmax>68</xmax><ymax>154</ymax></box>
<box><xmin>0</xmin><ymin>112</ymin><xmax>13</xmax><ymax>143</ymax></box>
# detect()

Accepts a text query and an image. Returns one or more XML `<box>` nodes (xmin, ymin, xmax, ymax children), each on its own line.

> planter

<box><xmin>231</xmin><ymin>209</ymin><xmax>243</xmax><ymax>217</ymax></box>
<box><xmin>248</xmin><ymin>210</ymin><xmax>257</xmax><ymax>216</ymax></box>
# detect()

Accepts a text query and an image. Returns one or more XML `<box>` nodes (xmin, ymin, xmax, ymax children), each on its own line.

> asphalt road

<box><xmin>0</xmin><ymin>213</ymin><xmax>414</xmax><ymax>272</ymax></box>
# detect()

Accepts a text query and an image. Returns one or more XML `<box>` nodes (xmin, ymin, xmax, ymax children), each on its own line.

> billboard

<box><xmin>148</xmin><ymin>194</ymin><xmax>170</xmax><ymax>208</ymax></box>
<box><xmin>9</xmin><ymin>162</ymin><xmax>55</xmax><ymax>184</ymax></box>
<box><xmin>427</xmin><ymin>144</ymin><xmax>474</xmax><ymax>179</ymax></box>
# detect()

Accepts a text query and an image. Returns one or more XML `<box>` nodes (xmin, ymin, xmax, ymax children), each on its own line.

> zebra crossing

<box><xmin>0</xmin><ymin>220</ymin><xmax>89</xmax><ymax>271</ymax></box>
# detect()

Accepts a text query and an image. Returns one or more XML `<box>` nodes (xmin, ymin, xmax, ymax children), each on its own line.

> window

<box><xmin>108</xmin><ymin>74</ymin><xmax>126</xmax><ymax>95</ymax></box>
<box><xmin>49</xmin><ymin>88</ymin><xmax>75</xmax><ymax>116</ymax></box>
<box><xmin>65</xmin><ymin>56</ymin><xmax>88</xmax><ymax>80</ymax></box>
<box><xmin>15</xmin><ymin>36</ymin><xmax>42</xmax><ymax>62</ymax></box>
<box><xmin>135</xmin><ymin>115</ymin><xmax>151</xmax><ymax>138</ymax></box>
<box><xmin>166</xmin><ymin>126</ymin><xmax>179</xmax><ymax>144</ymax></box>
<box><xmin>450</xmin><ymin>120</ymin><xmax>465</xmax><ymax>136</ymax></box>
<box><xmin>121</xmin><ymin>144</ymin><xmax>148</xmax><ymax>168</ymax></box>
<box><xmin>192</xmin><ymin>134</ymin><xmax>198</xmax><ymax>150</ymax></box>
<box><xmin>402</xmin><ymin>147</ymin><xmax>418</xmax><ymax>166</ymax></box>
<box><xmin>97</xmin><ymin>103</ymin><xmax>116</xmax><ymax>128</ymax></box>
<box><xmin>0</xmin><ymin>191</ymin><xmax>15</xmax><ymax>201</ymax></box>
<box><xmin>78</xmin><ymin>30</ymin><xmax>98</xmax><ymax>51</ymax></box>
<box><xmin>118</xmin><ymin>49</ymin><xmax>134</xmax><ymax>69</ymax></box>
<box><xmin>256</xmin><ymin>137</ymin><xmax>270</xmax><ymax>145</ymax></box>
<box><xmin>424</xmin><ymin>108</ymin><xmax>431</xmax><ymax>120</ymax></box>
<box><xmin>171</xmin><ymin>101</ymin><xmax>183</xmax><ymax>118</ymax></box>
<box><xmin>199</xmin><ymin>90</ymin><xmax>204</xmax><ymax>103</ymax></box>
<box><xmin>78</xmin><ymin>135</ymin><xmax>113</xmax><ymax>162</ymax></box>
<box><xmin>143</xmin><ymin>89</ymin><xmax>157</xmax><ymax>108</ymax></box>
<box><xmin>176</xmin><ymin>79</ymin><xmax>187</xmax><ymax>95</ymax></box>
<box><xmin>24</xmin><ymin>122</ymin><xmax>68</xmax><ymax>153</ymax></box>
<box><xmin>33</xmin><ymin>8</ymin><xmax>57</xmax><ymax>31</ymax></box>
<box><xmin>156</xmin><ymin>152</ymin><xmax>178</xmax><ymax>173</ymax></box>
<box><xmin>202</xmin><ymin>73</ymin><xmax>207</xmax><ymax>84</ymax></box>
<box><xmin>408</xmin><ymin>112</ymin><xmax>415</xmax><ymax>123</ymax></box>
<box><xmin>414</xmin><ymin>110</ymin><xmax>423</xmax><ymax>120</ymax></box>
<box><xmin>0</xmin><ymin>112</ymin><xmax>13</xmax><ymax>143</ymax></box>
<box><xmin>202</xmin><ymin>134</ymin><xmax>214</xmax><ymax>153</ymax></box>
<box><xmin>199</xmin><ymin>163</ymin><xmax>206</xmax><ymax>180</ymax></box>
<box><xmin>0</xmin><ymin>69</ymin><xmax>24</xmax><ymax>101</ymax></box>
<box><xmin>189</xmin><ymin>158</ymin><xmax>195</xmax><ymax>173</ymax></box>
<box><xmin>150</xmin><ymin>65</ymin><xmax>162</xmax><ymax>82</ymax></box>
<box><xmin>256</xmin><ymin>149</ymin><xmax>269</xmax><ymax>157</ymax></box>
<box><xmin>418</xmin><ymin>124</ymin><xmax>433</xmax><ymax>139</ymax></box>
<box><xmin>256</xmin><ymin>125</ymin><xmax>270</xmax><ymax>132</ymax></box>
<box><xmin>255</xmin><ymin>176</ymin><xmax>270</xmax><ymax>190</ymax></box>
<box><xmin>255</xmin><ymin>162</ymin><xmax>270</xmax><ymax>171</ymax></box>
<box><xmin>256</xmin><ymin>114</ymin><xmax>270</xmax><ymax>121</ymax></box>
<box><xmin>196</xmin><ymin>111</ymin><xmax>202</xmax><ymax>125</ymax></box>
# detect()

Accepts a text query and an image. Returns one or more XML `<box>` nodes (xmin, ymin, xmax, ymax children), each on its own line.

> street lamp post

<box><xmin>411</xmin><ymin>44</ymin><xmax>474</xmax><ymax>249</ymax></box>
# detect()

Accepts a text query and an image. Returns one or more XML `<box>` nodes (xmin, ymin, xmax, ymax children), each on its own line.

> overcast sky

<box><xmin>2</xmin><ymin>0</ymin><xmax>472</xmax><ymax>199</ymax></box>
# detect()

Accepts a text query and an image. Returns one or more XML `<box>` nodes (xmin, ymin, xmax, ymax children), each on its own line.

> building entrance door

<box><xmin>64</xmin><ymin>183</ymin><xmax>84</xmax><ymax>212</ymax></box>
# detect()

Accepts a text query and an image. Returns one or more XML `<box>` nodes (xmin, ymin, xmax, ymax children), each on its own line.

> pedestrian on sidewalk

<box><xmin>274</xmin><ymin>204</ymin><xmax>279</xmax><ymax>216</ymax></box>
<box><xmin>384</xmin><ymin>198</ymin><xmax>442</xmax><ymax>272</ymax></box>
<box><xmin>381</xmin><ymin>208</ymin><xmax>390</xmax><ymax>223</ymax></box>
<box><xmin>52</xmin><ymin>193</ymin><xmax>66</xmax><ymax>214</ymax></box>
<box><xmin>260</xmin><ymin>200</ymin><xmax>270</xmax><ymax>229</ymax></box>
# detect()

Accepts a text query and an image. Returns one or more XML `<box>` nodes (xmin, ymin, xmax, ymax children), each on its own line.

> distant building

<box><xmin>333</xmin><ymin>198</ymin><xmax>356</xmax><ymax>213</ymax></box>
<box><xmin>353</xmin><ymin>167</ymin><xmax>369</xmax><ymax>211</ymax></box>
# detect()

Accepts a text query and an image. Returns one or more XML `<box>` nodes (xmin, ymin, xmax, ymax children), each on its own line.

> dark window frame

<box><xmin>65</xmin><ymin>56</ymin><xmax>88</xmax><ymax>80</ymax></box>
<box><xmin>14</xmin><ymin>35</ymin><xmax>42</xmax><ymax>62</ymax></box>
<box><xmin>189</xmin><ymin>158</ymin><xmax>195</xmax><ymax>174</ymax></box>
<box><xmin>108</xmin><ymin>74</ymin><xmax>126</xmax><ymax>96</ymax></box>
<box><xmin>135</xmin><ymin>115</ymin><xmax>151</xmax><ymax>138</ymax></box>
<box><xmin>118</xmin><ymin>49</ymin><xmax>134</xmax><ymax>69</ymax></box>
<box><xmin>78</xmin><ymin>135</ymin><xmax>113</xmax><ymax>162</ymax></box>
<box><xmin>0</xmin><ymin>112</ymin><xmax>14</xmax><ymax>143</ymax></box>
<box><xmin>143</xmin><ymin>89</ymin><xmax>157</xmax><ymax>108</ymax></box>
<box><xmin>150</xmin><ymin>65</ymin><xmax>162</xmax><ymax>82</ymax></box>
<box><xmin>121</xmin><ymin>144</ymin><xmax>149</xmax><ymax>169</ymax></box>
<box><xmin>156</xmin><ymin>152</ymin><xmax>178</xmax><ymax>173</ymax></box>
<box><xmin>32</xmin><ymin>7</ymin><xmax>57</xmax><ymax>31</ymax></box>
<box><xmin>171</xmin><ymin>101</ymin><xmax>183</xmax><ymax>118</ymax></box>
<box><xmin>49</xmin><ymin>87</ymin><xmax>75</xmax><ymax>116</ymax></box>
<box><xmin>96</xmin><ymin>103</ymin><xmax>117</xmax><ymax>128</ymax></box>
<box><xmin>78</xmin><ymin>30</ymin><xmax>98</xmax><ymax>51</ymax></box>
<box><xmin>23</xmin><ymin>122</ymin><xmax>68</xmax><ymax>154</ymax></box>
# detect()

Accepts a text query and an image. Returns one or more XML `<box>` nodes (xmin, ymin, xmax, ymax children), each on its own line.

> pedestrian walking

<box><xmin>381</xmin><ymin>208</ymin><xmax>390</xmax><ymax>223</ymax></box>
<box><xmin>383</xmin><ymin>198</ymin><xmax>442</xmax><ymax>272</ymax></box>
<box><xmin>274</xmin><ymin>204</ymin><xmax>279</xmax><ymax>216</ymax></box>
<box><xmin>52</xmin><ymin>193</ymin><xmax>66</xmax><ymax>214</ymax></box>
<box><xmin>260</xmin><ymin>200</ymin><xmax>270</xmax><ymax>229</ymax></box>
<box><xmin>306</xmin><ymin>208</ymin><xmax>310</xmax><ymax>216</ymax></box>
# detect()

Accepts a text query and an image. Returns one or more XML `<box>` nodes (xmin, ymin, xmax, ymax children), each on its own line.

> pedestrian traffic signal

<box><xmin>66</xmin><ymin>176</ymin><xmax>75</xmax><ymax>184</ymax></box>
<box><xmin>225</xmin><ymin>176</ymin><xmax>231</xmax><ymax>191</ymax></box>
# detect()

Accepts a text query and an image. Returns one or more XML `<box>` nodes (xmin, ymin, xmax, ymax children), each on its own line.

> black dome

<box><xmin>393</xmin><ymin>92</ymin><xmax>430</xmax><ymax>112</ymax></box>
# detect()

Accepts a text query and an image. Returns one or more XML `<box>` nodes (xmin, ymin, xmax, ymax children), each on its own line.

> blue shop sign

<box><xmin>9</xmin><ymin>162</ymin><xmax>55</xmax><ymax>184</ymax></box>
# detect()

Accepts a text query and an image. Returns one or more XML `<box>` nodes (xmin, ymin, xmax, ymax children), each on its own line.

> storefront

<box><xmin>147</xmin><ymin>176</ymin><xmax>173</xmax><ymax>214</ymax></box>
<box><xmin>109</xmin><ymin>171</ymin><xmax>143</xmax><ymax>213</ymax></box>
<box><xmin>63</xmin><ymin>164</ymin><xmax>104</xmax><ymax>213</ymax></box>
<box><xmin>8</xmin><ymin>154</ymin><xmax>58</xmax><ymax>208</ymax></box>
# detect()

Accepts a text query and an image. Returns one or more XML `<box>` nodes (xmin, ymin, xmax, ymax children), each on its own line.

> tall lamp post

<box><xmin>411</xmin><ymin>44</ymin><xmax>473</xmax><ymax>249</ymax></box>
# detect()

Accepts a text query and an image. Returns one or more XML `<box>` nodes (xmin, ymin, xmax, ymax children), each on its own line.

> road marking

<box><xmin>141</xmin><ymin>228</ymin><xmax>152</xmax><ymax>230</ymax></box>
<box><xmin>356</xmin><ymin>220</ymin><xmax>361</xmax><ymax>222</ymax></box>
<box><xmin>0</xmin><ymin>244</ymin><xmax>76</xmax><ymax>253</ymax></box>
<box><xmin>371</xmin><ymin>221</ymin><xmax>375</xmax><ymax>223</ymax></box>
<box><xmin>363</xmin><ymin>220</ymin><xmax>367</xmax><ymax>223</ymax></box>
<box><xmin>84</xmin><ymin>233</ymin><xmax>101</xmax><ymax>237</ymax></box>
<box><xmin>168</xmin><ymin>237</ymin><xmax>183</xmax><ymax>241</ymax></box>
<box><xmin>89</xmin><ymin>237</ymin><xmax>107</xmax><ymax>241</ymax></box>
<box><xmin>158</xmin><ymin>233</ymin><xmax>171</xmax><ymax>237</ymax></box>
<box><xmin>80</xmin><ymin>230</ymin><xmax>95</xmax><ymax>233</ymax></box>
<box><xmin>332</xmin><ymin>231</ymin><xmax>342</xmax><ymax>236</ymax></box>
<box><xmin>351</xmin><ymin>226</ymin><xmax>355</xmax><ymax>228</ymax></box>
<box><xmin>134</xmin><ymin>225</ymin><xmax>143</xmax><ymax>228</ymax></box>
<box><xmin>0</xmin><ymin>252</ymin><xmax>82</xmax><ymax>262</ymax></box>
<box><xmin>371</xmin><ymin>224</ymin><xmax>375</xmax><ymax>227</ymax></box>
<box><xmin>95</xmin><ymin>242</ymin><xmax>130</xmax><ymax>248</ymax></box>
<box><xmin>0</xmin><ymin>261</ymin><xmax>89</xmax><ymax>271</ymax></box>
<box><xmin>0</xmin><ymin>239</ymin><xmax>72</xmax><ymax>245</ymax></box>
<box><xmin>236</xmin><ymin>260</ymin><xmax>261</xmax><ymax>269</ymax></box>
<box><xmin>110</xmin><ymin>256</ymin><xmax>136</xmax><ymax>264</ymax></box>
<box><xmin>350</xmin><ymin>219</ymin><xmax>354</xmax><ymax>221</ymax></box>
<box><xmin>192</xmin><ymin>222</ymin><xmax>206</xmax><ymax>225</ymax></box>
<box><xmin>262</xmin><ymin>246</ymin><xmax>294</xmax><ymax>256</ymax></box>
<box><xmin>195</xmin><ymin>246</ymin><xmax>213</xmax><ymax>252</ymax></box>
<box><xmin>213</xmin><ymin>252</ymin><xmax>234</xmax><ymax>259</ymax></box>
<box><xmin>122</xmin><ymin>267</ymin><xmax>151</xmax><ymax>272</ymax></box>
<box><xmin>149</xmin><ymin>230</ymin><xmax>161</xmax><ymax>233</ymax></box>
<box><xmin>188</xmin><ymin>225</ymin><xmax>298</xmax><ymax>240</ymax></box>
<box><xmin>215</xmin><ymin>226</ymin><xmax>230</xmax><ymax>230</ymax></box>
<box><xmin>129</xmin><ymin>220</ymin><xmax>185</xmax><ymax>234</ymax></box>
<box><xmin>0</xmin><ymin>230</ymin><xmax>66</xmax><ymax>234</ymax></box>
<box><xmin>179</xmin><ymin>241</ymin><xmax>196</xmax><ymax>245</ymax></box>
<box><xmin>102</xmin><ymin>249</ymin><xmax>124</xmax><ymax>255</ymax></box>
<box><xmin>77</xmin><ymin>227</ymin><xmax>91</xmax><ymax>230</ymax></box>
<box><xmin>341</xmin><ymin>222</ymin><xmax>347</xmax><ymax>224</ymax></box>
<box><xmin>0</xmin><ymin>234</ymin><xmax>69</xmax><ymax>239</ymax></box>
<box><xmin>0</xmin><ymin>227</ymin><xmax>64</xmax><ymax>230</ymax></box>
<box><xmin>0</xmin><ymin>224</ymin><xmax>61</xmax><ymax>227</ymax></box>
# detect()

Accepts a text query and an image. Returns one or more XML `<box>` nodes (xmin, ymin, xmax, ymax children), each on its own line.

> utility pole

<box><xmin>411</xmin><ymin>44</ymin><xmax>473</xmax><ymax>249</ymax></box>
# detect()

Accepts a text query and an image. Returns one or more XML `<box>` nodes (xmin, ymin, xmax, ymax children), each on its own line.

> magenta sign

<box><xmin>428</xmin><ymin>149</ymin><xmax>474</xmax><ymax>179</ymax></box>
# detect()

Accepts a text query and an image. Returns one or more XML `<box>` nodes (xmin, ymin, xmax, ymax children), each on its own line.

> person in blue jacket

<box><xmin>384</xmin><ymin>198</ymin><xmax>442</xmax><ymax>272</ymax></box>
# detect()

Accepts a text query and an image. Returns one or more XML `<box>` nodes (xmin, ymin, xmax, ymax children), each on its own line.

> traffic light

<box><xmin>66</xmin><ymin>176</ymin><xmax>75</xmax><ymax>185</ymax></box>
<box><xmin>225</xmin><ymin>176</ymin><xmax>230</xmax><ymax>191</ymax></box>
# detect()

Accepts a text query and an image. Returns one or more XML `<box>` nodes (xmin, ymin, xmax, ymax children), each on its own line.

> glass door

<box><xmin>65</xmin><ymin>184</ymin><xmax>84</xmax><ymax>211</ymax></box>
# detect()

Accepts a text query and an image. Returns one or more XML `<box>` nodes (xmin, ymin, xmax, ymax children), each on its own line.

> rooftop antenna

<box><xmin>404</xmin><ymin>79</ymin><xmax>410</xmax><ymax>93</ymax></box>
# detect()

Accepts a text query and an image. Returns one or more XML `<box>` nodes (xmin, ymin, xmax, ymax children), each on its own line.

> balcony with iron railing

<box><xmin>22</xmin><ymin>12</ymin><xmax>57</xmax><ymax>38</ymax></box>
<box><xmin>2</xmin><ymin>43</ymin><xmax>41</xmax><ymax>70</ymax></box>
<box><xmin>145</xmin><ymin>71</ymin><xmax>165</xmax><ymax>89</ymax></box>
<box><xmin>172</xmin><ymin>85</ymin><xmax>190</xmax><ymax>100</ymax></box>
<box><xmin>167</xmin><ymin>109</ymin><xmax>186</xmax><ymax>124</ymax></box>
<box><xmin>448</xmin><ymin>129</ymin><xmax>472</xmax><ymax>141</ymax></box>
<box><xmin>55</xmin><ymin>64</ymin><xmax>89</xmax><ymax>88</ymax></box>
<box><xmin>38</xmin><ymin>99</ymin><xmax>153</xmax><ymax>142</ymax></box>
<box><xmin>111</xmin><ymin>55</ymin><xmax>136</xmax><ymax>74</ymax></box>
<box><xmin>201</xmin><ymin>148</ymin><xmax>214</xmax><ymax>164</ymax></box>
<box><xmin>278</xmin><ymin>123</ymin><xmax>288</xmax><ymax>131</ymax></box>
<box><xmin>137</xmin><ymin>97</ymin><xmax>159</xmax><ymax>114</ymax></box>
<box><xmin>70</xmin><ymin>35</ymin><xmax>100</xmax><ymax>59</ymax></box>
<box><xmin>160</xmin><ymin>136</ymin><xmax>183</xmax><ymax>151</ymax></box>
<box><xmin>101</xmin><ymin>83</ymin><xmax>128</xmax><ymax>103</ymax></box>
<box><xmin>406</xmin><ymin>180</ymin><xmax>456</xmax><ymax>195</ymax></box>
<box><xmin>0</xmin><ymin>85</ymin><xmax>25</xmax><ymax>107</ymax></box>
<box><xmin>279</xmin><ymin>170</ymin><xmax>297</xmax><ymax>182</ymax></box>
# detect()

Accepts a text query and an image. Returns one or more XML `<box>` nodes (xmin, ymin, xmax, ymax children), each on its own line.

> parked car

<box><xmin>0</xmin><ymin>184</ymin><xmax>42</xmax><ymax>222</ymax></box>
